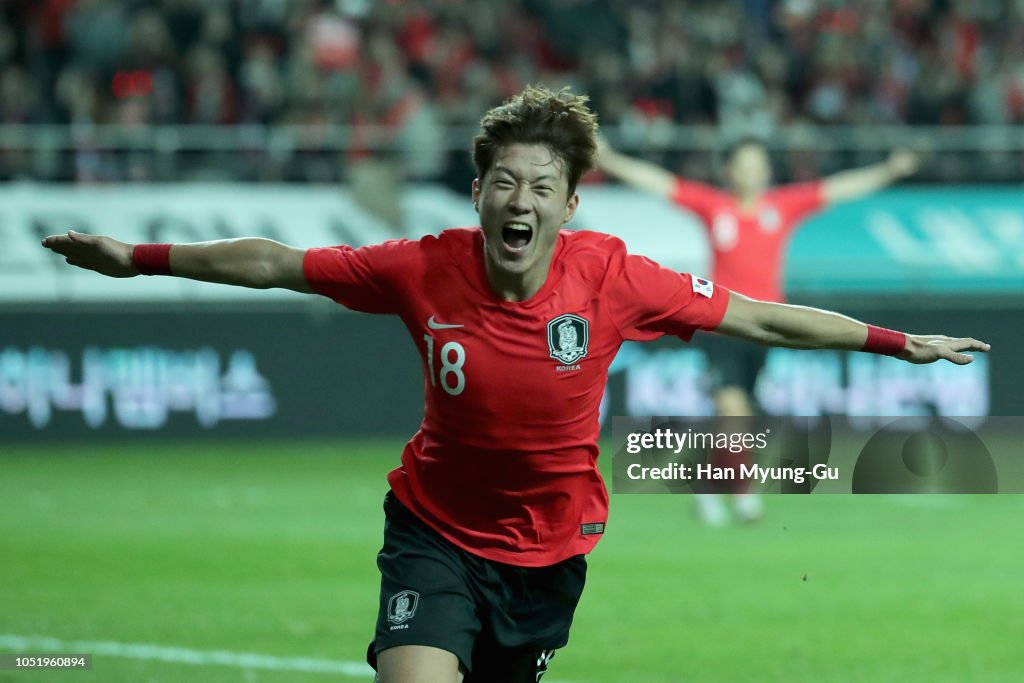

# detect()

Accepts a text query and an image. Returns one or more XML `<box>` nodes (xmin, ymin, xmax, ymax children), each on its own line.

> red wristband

<box><xmin>862</xmin><ymin>324</ymin><xmax>906</xmax><ymax>356</ymax></box>
<box><xmin>132</xmin><ymin>243</ymin><xmax>173</xmax><ymax>276</ymax></box>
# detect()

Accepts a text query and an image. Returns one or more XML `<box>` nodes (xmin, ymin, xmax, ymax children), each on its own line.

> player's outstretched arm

<box><xmin>715</xmin><ymin>291</ymin><xmax>989</xmax><ymax>365</ymax></box>
<box><xmin>595</xmin><ymin>133</ymin><xmax>677</xmax><ymax>200</ymax></box>
<box><xmin>821</xmin><ymin>149</ymin><xmax>920</xmax><ymax>204</ymax></box>
<box><xmin>41</xmin><ymin>231</ymin><xmax>312</xmax><ymax>293</ymax></box>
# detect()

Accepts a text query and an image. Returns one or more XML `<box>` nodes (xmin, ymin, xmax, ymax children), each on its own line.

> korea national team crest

<box><xmin>387</xmin><ymin>590</ymin><xmax>420</xmax><ymax>625</ymax></box>
<box><xmin>547</xmin><ymin>314</ymin><xmax>589</xmax><ymax>365</ymax></box>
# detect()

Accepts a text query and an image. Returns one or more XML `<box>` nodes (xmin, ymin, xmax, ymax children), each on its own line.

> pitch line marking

<box><xmin>0</xmin><ymin>633</ymin><xmax>373</xmax><ymax>677</ymax></box>
<box><xmin>0</xmin><ymin>634</ymin><xmax>574</xmax><ymax>682</ymax></box>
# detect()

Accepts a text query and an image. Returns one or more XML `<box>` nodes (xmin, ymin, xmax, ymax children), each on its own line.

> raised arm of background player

<box><xmin>41</xmin><ymin>231</ymin><xmax>988</xmax><ymax>365</ymax></box>
<box><xmin>594</xmin><ymin>134</ymin><xmax>920</xmax><ymax>204</ymax></box>
<box><xmin>41</xmin><ymin>231</ymin><xmax>311</xmax><ymax>292</ymax></box>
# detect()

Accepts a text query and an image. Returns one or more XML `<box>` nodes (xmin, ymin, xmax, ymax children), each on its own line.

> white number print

<box><xmin>423</xmin><ymin>335</ymin><xmax>466</xmax><ymax>396</ymax></box>
<box><xmin>439</xmin><ymin>341</ymin><xmax>466</xmax><ymax>395</ymax></box>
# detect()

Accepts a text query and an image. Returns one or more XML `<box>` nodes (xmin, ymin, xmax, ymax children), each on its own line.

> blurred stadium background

<box><xmin>1</xmin><ymin>1</ymin><xmax>1022</xmax><ymax>681</ymax></box>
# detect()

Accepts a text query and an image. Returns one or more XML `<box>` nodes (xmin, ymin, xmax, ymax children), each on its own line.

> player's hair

<box><xmin>722</xmin><ymin>135</ymin><xmax>769</xmax><ymax>164</ymax></box>
<box><xmin>472</xmin><ymin>85</ymin><xmax>598</xmax><ymax>195</ymax></box>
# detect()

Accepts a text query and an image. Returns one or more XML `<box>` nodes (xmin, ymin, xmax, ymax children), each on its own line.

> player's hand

<box><xmin>886</xmin><ymin>149</ymin><xmax>920</xmax><ymax>178</ymax></box>
<box><xmin>41</xmin><ymin>231</ymin><xmax>139</xmax><ymax>278</ymax></box>
<box><xmin>898</xmin><ymin>334</ymin><xmax>990</xmax><ymax>365</ymax></box>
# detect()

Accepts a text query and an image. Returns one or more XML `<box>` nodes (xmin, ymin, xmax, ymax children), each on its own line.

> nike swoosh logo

<box><xmin>427</xmin><ymin>316</ymin><xmax>464</xmax><ymax>330</ymax></box>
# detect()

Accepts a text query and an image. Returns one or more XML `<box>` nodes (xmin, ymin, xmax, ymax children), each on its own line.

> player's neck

<box><xmin>734</xmin><ymin>190</ymin><xmax>762</xmax><ymax>209</ymax></box>
<box><xmin>484</xmin><ymin>253</ymin><xmax>553</xmax><ymax>302</ymax></box>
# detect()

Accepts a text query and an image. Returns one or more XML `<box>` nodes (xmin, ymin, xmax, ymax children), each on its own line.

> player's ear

<box><xmin>563</xmin><ymin>193</ymin><xmax>579</xmax><ymax>224</ymax></box>
<box><xmin>471</xmin><ymin>178</ymin><xmax>481</xmax><ymax>212</ymax></box>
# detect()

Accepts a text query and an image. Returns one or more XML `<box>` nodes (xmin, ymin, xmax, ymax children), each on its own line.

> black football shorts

<box><xmin>694</xmin><ymin>331</ymin><xmax>770</xmax><ymax>395</ymax></box>
<box><xmin>367</xmin><ymin>490</ymin><xmax>587</xmax><ymax>682</ymax></box>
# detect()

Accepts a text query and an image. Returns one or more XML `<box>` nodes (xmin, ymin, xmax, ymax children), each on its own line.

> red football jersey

<box><xmin>671</xmin><ymin>179</ymin><xmax>824</xmax><ymax>302</ymax></box>
<box><xmin>303</xmin><ymin>228</ymin><xmax>729</xmax><ymax>566</ymax></box>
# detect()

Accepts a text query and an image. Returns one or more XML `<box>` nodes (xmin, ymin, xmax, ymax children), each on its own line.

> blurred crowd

<box><xmin>1</xmin><ymin>0</ymin><xmax>1023</xmax><ymax>185</ymax></box>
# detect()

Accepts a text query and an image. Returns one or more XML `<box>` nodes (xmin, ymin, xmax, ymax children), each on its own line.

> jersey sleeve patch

<box><xmin>692</xmin><ymin>277</ymin><xmax>714</xmax><ymax>298</ymax></box>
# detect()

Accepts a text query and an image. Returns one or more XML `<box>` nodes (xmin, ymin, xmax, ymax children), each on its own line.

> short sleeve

<box><xmin>670</xmin><ymin>178</ymin><xmax>731</xmax><ymax>224</ymax></box>
<box><xmin>608</xmin><ymin>251</ymin><xmax>730</xmax><ymax>342</ymax></box>
<box><xmin>303</xmin><ymin>239</ymin><xmax>419</xmax><ymax>314</ymax></box>
<box><xmin>767</xmin><ymin>181</ymin><xmax>825</xmax><ymax>229</ymax></box>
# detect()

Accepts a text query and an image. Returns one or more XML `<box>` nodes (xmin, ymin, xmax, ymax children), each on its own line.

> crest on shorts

<box><xmin>387</xmin><ymin>590</ymin><xmax>420</xmax><ymax>624</ymax></box>
<box><xmin>547</xmin><ymin>314</ymin><xmax>589</xmax><ymax>365</ymax></box>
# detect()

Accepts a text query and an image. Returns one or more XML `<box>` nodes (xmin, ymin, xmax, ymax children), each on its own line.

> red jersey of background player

<box><xmin>671</xmin><ymin>178</ymin><xmax>824</xmax><ymax>303</ymax></box>
<box><xmin>304</xmin><ymin>228</ymin><xmax>728</xmax><ymax>567</ymax></box>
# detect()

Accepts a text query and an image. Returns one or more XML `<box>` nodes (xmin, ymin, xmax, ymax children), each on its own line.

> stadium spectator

<box><xmin>2</xmin><ymin>1</ymin><xmax>1021</xmax><ymax>129</ymax></box>
<box><xmin>62</xmin><ymin>0</ymin><xmax>129</xmax><ymax>75</ymax></box>
<box><xmin>41</xmin><ymin>85</ymin><xmax>987</xmax><ymax>681</ymax></box>
<box><xmin>1</xmin><ymin>0</ymin><xmax>1023</xmax><ymax>182</ymax></box>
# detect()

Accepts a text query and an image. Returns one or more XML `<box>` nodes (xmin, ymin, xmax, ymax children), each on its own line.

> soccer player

<box><xmin>42</xmin><ymin>86</ymin><xmax>983</xmax><ymax>683</ymax></box>
<box><xmin>596</xmin><ymin>136</ymin><xmax>920</xmax><ymax>525</ymax></box>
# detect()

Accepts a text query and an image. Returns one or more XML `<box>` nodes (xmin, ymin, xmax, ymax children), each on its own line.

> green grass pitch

<box><xmin>1</xmin><ymin>439</ymin><xmax>1021</xmax><ymax>682</ymax></box>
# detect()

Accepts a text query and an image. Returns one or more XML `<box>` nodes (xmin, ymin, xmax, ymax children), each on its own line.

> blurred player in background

<box><xmin>597</xmin><ymin>137</ymin><xmax>920</xmax><ymax>525</ymax></box>
<box><xmin>42</xmin><ymin>87</ymin><xmax>981</xmax><ymax>683</ymax></box>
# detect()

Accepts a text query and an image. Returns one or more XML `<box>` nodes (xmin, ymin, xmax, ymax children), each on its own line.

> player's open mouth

<box><xmin>501</xmin><ymin>222</ymin><xmax>533</xmax><ymax>250</ymax></box>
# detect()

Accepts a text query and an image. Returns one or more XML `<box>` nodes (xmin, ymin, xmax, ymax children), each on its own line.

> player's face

<box><xmin>473</xmin><ymin>143</ymin><xmax>578</xmax><ymax>297</ymax></box>
<box><xmin>726</xmin><ymin>144</ymin><xmax>772</xmax><ymax>196</ymax></box>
